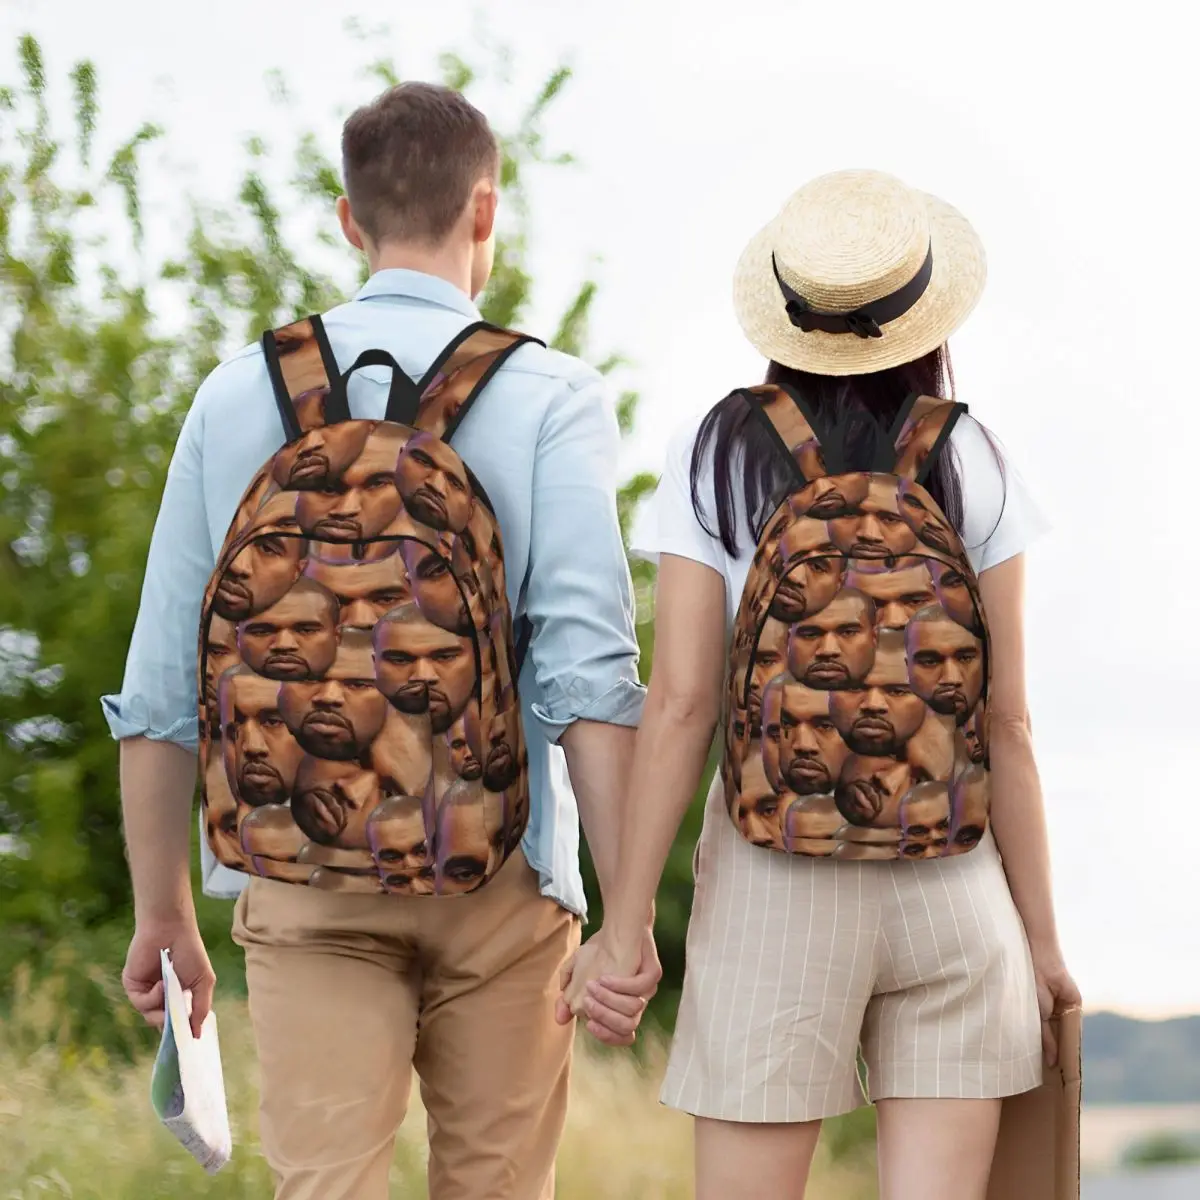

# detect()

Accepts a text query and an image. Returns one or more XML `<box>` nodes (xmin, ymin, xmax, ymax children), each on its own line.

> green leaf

<box><xmin>69</xmin><ymin>61</ymin><xmax>97</xmax><ymax>166</ymax></box>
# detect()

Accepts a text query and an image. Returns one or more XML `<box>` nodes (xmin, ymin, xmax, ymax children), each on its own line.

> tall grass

<box><xmin>0</xmin><ymin>967</ymin><xmax>877</xmax><ymax>1198</ymax></box>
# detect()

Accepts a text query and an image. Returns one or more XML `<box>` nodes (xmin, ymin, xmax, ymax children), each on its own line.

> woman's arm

<box><xmin>978</xmin><ymin>553</ymin><xmax>1081</xmax><ymax>1060</ymax></box>
<box><xmin>561</xmin><ymin>553</ymin><xmax>727</xmax><ymax>1014</ymax></box>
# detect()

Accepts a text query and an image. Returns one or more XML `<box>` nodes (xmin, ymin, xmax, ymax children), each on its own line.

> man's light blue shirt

<box><xmin>101</xmin><ymin>269</ymin><xmax>645</xmax><ymax>917</ymax></box>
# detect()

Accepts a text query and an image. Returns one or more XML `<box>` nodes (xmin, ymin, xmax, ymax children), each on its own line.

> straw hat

<box><xmin>732</xmin><ymin>169</ymin><xmax>986</xmax><ymax>376</ymax></box>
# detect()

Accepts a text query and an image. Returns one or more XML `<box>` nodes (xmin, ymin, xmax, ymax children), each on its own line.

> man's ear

<box><xmin>472</xmin><ymin>179</ymin><xmax>497</xmax><ymax>245</ymax></box>
<box><xmin>337</xmin><ymin>195</ymin><xmax>366</xmax><ymax>252</ymax></box>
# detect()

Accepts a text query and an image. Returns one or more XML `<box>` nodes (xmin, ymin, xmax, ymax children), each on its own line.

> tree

<box><xmin>1</xmin><ymin>30</ymin><xmax>701</xmax><ymax>1047</ymax></box>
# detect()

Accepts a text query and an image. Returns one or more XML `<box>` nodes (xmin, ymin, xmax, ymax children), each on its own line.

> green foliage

<box><xmin>0</xmin><ymin>32</ymin><xmax>696</xmax><ymax>1051</ymax></box>
<box><xmin>1121</xmin><ymin>1131</ymin><xmax>1200</xmax><ymax>1169</ymax></box>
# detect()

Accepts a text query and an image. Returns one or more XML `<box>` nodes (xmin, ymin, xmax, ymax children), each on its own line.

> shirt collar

<box><xmin>354</xmin><ymin>268</ymin><xmax>481</xmax><ymax>320</ymax></box>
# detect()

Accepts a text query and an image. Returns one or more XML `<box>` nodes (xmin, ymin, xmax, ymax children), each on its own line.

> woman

<box><xmin>563</xmin><ymin>169</ymin><xmax>1080</xmax><ymax>1200</ymax></box>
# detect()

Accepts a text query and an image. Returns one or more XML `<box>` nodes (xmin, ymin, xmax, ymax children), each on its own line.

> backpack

<box><xmin>198</xmin><ymin>314</ymin><xmax>540</xmax><ymax>897</ymax></box>
<box><xmin>723</xmin><ymin>384</ymin><xmax>990</xmax><ymax>862</ymax></box>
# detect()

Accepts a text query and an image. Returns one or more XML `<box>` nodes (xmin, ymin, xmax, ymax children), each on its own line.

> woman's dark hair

<box><xmin>690</xmin><ymin>346</ymin><xmax>1002</xmax><ymax>556</ymax></box>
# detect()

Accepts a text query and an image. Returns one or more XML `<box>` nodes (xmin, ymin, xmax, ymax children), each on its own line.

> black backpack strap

<box><xmin>885</xmin><ymin>394</ymin><xmax>969</xmax><ymax>485</ymax></box>
<box><xmin>409</xmin><ymin>323</ymin><xmax>543</xmax><ymax>442</ymax></box>
<box><xmin>741</xmin><ymin>383</ymin><xmax>844</xmax><ymax>489</ymax></box>
<box><xmin>261</xmin><ymin>315</ymin><xmax>351</xmax><ymax>441</ymax></box>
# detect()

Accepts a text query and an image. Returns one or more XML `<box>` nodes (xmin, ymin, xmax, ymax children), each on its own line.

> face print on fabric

<box><xmin>203</xmin><ymin>750</ymin><xmax>243</xmax><ymax>870</ymax></box>
<box><xmin>828</xmin><ymin>630</ymin><xmax>926</xmax><ymax>756</ymax></box>
<box><xmin>782</xmin><ymin>793</ymin><xmax>842</xmax><ymax>856</ymax></box>
<box><xmin>368</xmin><ymin>794</ymin><xmax>435</xmax><ymax>895</ymax></box>
<box><xmin>771</xmin><ymin>521</ymin><xmax>845</xmax><ymax>622</ymax></box>
<box><xmin>947</xmin><ymin>765</ymin><xmax>990</xmax><ymax>854</ymax></box>
<box><xmin>240</xmin><ymin>804</ymin><xmax>311</xmax><ymax>883</ymax></box>
<box><xmin>733</xmin><ymin>753</ymin><xmax>786</xmax><ymax>850</ymax></box>
<box><xmin>204</xmin><ymin>615</ymin><xmax>241</xmax><ymax>729</ymax></box>
<box><xmin>905</xmin><ymin>709</ymin><xmax>957</xmax><ymax>782</ymax></box>
<box><xmin>369</xmin><ymin>708</ymin><xmax>434</xmax><ymax>800</ymax></box>
<box><xmin>792</xmin><ymin>438</ymin><xmax>828</xmax><ymax>484</ymax></box>
<box><xmin>898</xmin><ymin>782</ymin><xmax>952</xmax><ymax>859</ymax></box>
<box><xmin>272</xmin><ymin>422</ymin><xmax>371</xmax><ymax>492</ymax></box>
<box><xmin>220</xmin><ymin>667</ymin><xmax>305</xmax><ymax>808</ymax></box>
<box><xmin>846</xmin><ymin>561</ymin><xmax>937</xmax><ymax>632</ymax></box>
<box><xmin>402</xmin><ymin>541</ymin><xmax>472</xmax><ymax>635</ymax></box>
<box><xmin>958</xmin><ymin>700</ymin><xmax>989</xmax><ymax>768</ymax></box>
<box><xmin>931</xmin><ymin>560</ymin><xmax>983</xmax><ymax>635</ymax></box>
<box><xmin>395</xmin><ymin>432</ymin><xmax>473</xmax><ymax>534</ymax></box>
<box><xmin>434</xmin><ymin>780</ymin><xmax>496</xmax><ymax>895</ymax></box>
<box><xmin>835</xmin><ymin>755</ymin><xmax>920</xmax><ymax>829</ymax></box>
<box><xmin>213</xmin><ymin>529</ymin><xmax>308</xmax><ymax>622</ymax></box>
<box><xmin>905</xmin><ymin>606</ymin><xmax>984</xmax><ymax>725</ymax></box>
<box><xmin>898</xmin><ymin>478</ymin><xmax>963</xmax><ymax>557</ymax></box>
<box><xmin>446</xmin><ymin>714</ymin><xmax>483</xmax><ymax>782</ymax></box>
<box><xmin>761</xmin><ymin>676</ymin><xmax>849</xmax><ymax>796</ymax></box>
<box><xmin>465</xmin><ymin>700</ymin><xmax>522</xmax><ymax>793</ymax></box>
<box><xmin>786</xmin><ymin>589</ymin><xmax>878</xmax><ymax>691</ymax></box>
<box><xmin>745</xmin><ymin>617</ymin><xmax>790</xmax><ymax>733</ymax></box>
<box><xmin>791</xmin><ymin>471</ymin><xmax>871</xmax><ymax>522</ymax></box>
<box><xmin>829</xmin><ymin>478</ymin><xmax>919</xmax><ymax>562</ymax></box>
<box><xmin>305</xmin><ymin>548</ymin><xmax>413</xmax><ymax>632</ymax></box>
<box><xmin>831</xmin><ymin>823</ymin><xmax>902</xmax><ymax>861</ymax></box>
<box><xmin>895</xmin><ymin>402</ymin><xmax>956</xmax><ymax>481</ymax></box>
<box><xmin>295</xmin><ymin>424</ymin><xmax>406</xmax><ymax>542</ymax></box>
<box><xmin>278</xmin><ymin>630</ymin><xmax>389</xmax><ymax>761</ymax></box>
<box><xmin>372</xmin><ymin>603</ymin><xmax>475</xmax><ymax>735</ymax></box>
<box><xmin>237</xmin><ymin>578</ymin><xmax>340</xmax><ymax>681</ymax></box>
<box><xmin>291</xmin><ymin>756</ymin><xmax>383</xmax><ymax>849</ymax></box>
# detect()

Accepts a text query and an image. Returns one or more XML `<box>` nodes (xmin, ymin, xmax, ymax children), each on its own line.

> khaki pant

<box><xmin>231</xmin><ymin>850</ymin><xmax>580</xmax><ymax>1200</ymax></box>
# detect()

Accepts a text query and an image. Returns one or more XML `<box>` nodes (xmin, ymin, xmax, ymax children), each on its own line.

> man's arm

<box><xmin>522</xmin><ymin>367</ymin><xmax>646</xmax><ymax>908</ymax></box>
<box><xmin>104</xmin><ymin>396</ymin><xmax>219</xmax><ymax>1037</ymax></box>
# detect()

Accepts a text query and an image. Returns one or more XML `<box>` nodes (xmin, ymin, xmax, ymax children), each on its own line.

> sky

<box><xmin>2</xmin><ymin>0</ymin><xmax>1196</xmax><ymax>1017</ymax></box>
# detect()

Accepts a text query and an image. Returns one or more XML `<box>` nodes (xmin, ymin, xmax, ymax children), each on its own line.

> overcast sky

<box><xmin>2</xmin><ymin>0</ymin><xmax>1196</xmax><ymax>1017</ymax></box>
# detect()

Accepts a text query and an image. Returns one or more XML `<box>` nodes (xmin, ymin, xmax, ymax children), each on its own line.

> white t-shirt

<box><xmin>631</xmin><ymin>409</ymin><xmax>1049</xmax><ymax>628</ymax></box>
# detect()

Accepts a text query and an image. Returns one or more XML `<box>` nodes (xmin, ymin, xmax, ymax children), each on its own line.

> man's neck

<box><xmin>367</xmin><ymin>241</ymin><xmax>474</xmax><ymax>299</ymax></box>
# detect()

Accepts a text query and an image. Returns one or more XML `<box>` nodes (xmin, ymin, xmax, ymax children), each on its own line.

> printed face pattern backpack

<box><xmin>197</xmin><ymin>315</ymin><xmax>540</xmax><ymax>897</ymax></box>
<box><xmin>723</xmin><ymin>384</ymin><xmax>990</xmax><ymax>861</ymax></box>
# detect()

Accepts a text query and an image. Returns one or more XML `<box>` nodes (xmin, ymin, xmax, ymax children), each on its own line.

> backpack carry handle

<box><xmin>340</xmin><ymin>348</ymin><xmax>424</xmax><ymax>427</ymax></box>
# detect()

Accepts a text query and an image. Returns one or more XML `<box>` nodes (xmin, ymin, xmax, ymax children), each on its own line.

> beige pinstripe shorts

<box><xmin>661</xmin><ymin>778</ymin><xmax>1043</xmax><ymax>1123</ymax></box>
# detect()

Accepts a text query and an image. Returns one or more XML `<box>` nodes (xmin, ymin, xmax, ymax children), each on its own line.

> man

<box><xmin>396</xmin><ymin>430</ymin><xmax>474</xmax><ymax>533</ymax></box>
<box><xmin>947</xmin><ymin>764</ymin><xmax>990</xmax><ymax>854</ymax></box>
<box><xmin>212</xmin><ymin>527</ymin><xmax>308</xmax><ymax>622</ymax></box>
<box><xmin>294</xmin><ymin>422</ymin><xmax>407</xmax><ymax>541</ymax></box>
<box><xmin>291</xmin><ymin>754</ymin><xmax>384</xmax><ymax>849</ymax></box>
<box><xmin>896</xmin><ymin>781</ymin><xmax>952</xmax><ymax>859</ymax></box>
<box><xmin>846</xmin><ymin>559</ymin><xmax>936</xmax><ymax>632</ymax></box>
<box><xmin>237</xmin><ymin>576</ymin><xmax>340</xmax><ymax>680</ymax></box>
<box><xmin>828</xmin><ymin>628</ymin><xmax>926</xmax><ymax>756</ymax></box>
<box><xmin>372</xmin><ymin>602</ymin><xmax>475</xmax><ymax>736</ymax></box>
<box><xmin>304</xmin><ymin>544</ymin><xmax>413</xmax><ymax>631</ymax></box>
<box><xmin>220</xmin><ymin>666</ymin><xmax>306</xmax><ymax>809</ymax></box>
<box><xmin>786</xmin><ymin>587</ymin><xmax>878</xmax><ymax>690</ymax></box>
<box><xmin>834</xmin><ymin>753</ymin><xmax>919</xmax><ymax>829</ymax></box>
<box><xmin>761</xmin><ymin>674</ymin><xmax>848</xmax><ymax>796</ymax></box>
<box><xmin>905</xmin><ymin>604</ymin><xmax>985</xmax><ymax>725</ymax></box>
<box><xmin>829</xmin><ymin>477</ymin><xmax>919</xmax><ymax>562</ymax></box>
<box><xmin>278</xmin><ymin>628</ymin><xmax>389</xmax><ymax>760</ymax></box>
<box><xmin>366</xmin><ymin>793</ymin><xmax>435</xmax><ymax>894</ymax></box>
<box><xmin>433</xmin><ymin>778</ymin><xmax>505</xmax><ymax>895</ymax></box>
<box><xmin>734</xmin><ymin>753</ymin><xmax>786</xmax><ymax>850</ymax></box>
<box><xmin>770</xmin><ymin>519</ymin><xmax>845</xmax><ymax>622</ymax></box>
<box><xmin>105</xmin><ymin>81</ymin><xmax>653</xmax><ymax>1200</ymax></box>
<box><xmin>401</xmin><ymin>539</ymin><xmax>472</xmax><ymax>634</ymax></box>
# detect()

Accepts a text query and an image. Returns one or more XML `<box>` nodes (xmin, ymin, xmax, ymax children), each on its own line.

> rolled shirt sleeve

<box><xmin>523</xmin><ymin>370</ymin><xmax>646</xmax><ymax>741</ymax></box>
<box><xmin>100</xmin><ymin>390</ymin><xmax>216</xmax><ymax>752</ymax></box>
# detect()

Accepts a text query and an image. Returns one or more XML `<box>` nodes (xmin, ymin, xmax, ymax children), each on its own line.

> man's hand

<box><xmin>555</xmin><ymin>925</ymin><xmax>661</xmax><ymax>1047</ymax></box>
<box><xmin>123</xmin><ymin>919</ymin><xmax>215</xmax><ymax>1040</ymax></box>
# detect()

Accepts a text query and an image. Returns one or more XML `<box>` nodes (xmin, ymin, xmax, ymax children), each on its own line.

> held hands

<box><xmin>555</xmin><ymin>925</ymin><xmax>662</xmax><ymax>1047</ymax></box>
<box><xmin>122</xmin><ymin>918</ymin><xmax>215</xmax><ymax>1040</ymax></box>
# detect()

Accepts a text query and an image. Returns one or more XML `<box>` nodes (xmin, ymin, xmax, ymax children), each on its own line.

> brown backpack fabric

<box><xmin>198</xmin><ymin>314</ymin><xmax>539</xmax><ymax>896</ymax></box>
<box><xmin>723</xmin><ymin>384</ymin><xmax>991</xmax><ymax>861</ymax></box>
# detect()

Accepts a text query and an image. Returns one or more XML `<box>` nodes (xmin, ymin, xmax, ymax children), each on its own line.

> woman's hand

<box><xmin>555</xmin><ymin>926</ymin><xmax>660</xmax><ymax>1047</ymax></box>
<box><xmin>1030</xmin><ymin>942</ymin><xmax>1081</xmax><ymax>1066</ymax></box>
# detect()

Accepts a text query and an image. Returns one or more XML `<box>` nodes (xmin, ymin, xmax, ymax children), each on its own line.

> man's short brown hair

<box><xmin>341</xmin><ymin>82</ymin><xmax>499</xmax><ymax>246</ymax></box>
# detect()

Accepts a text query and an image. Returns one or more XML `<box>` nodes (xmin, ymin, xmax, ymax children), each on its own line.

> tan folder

<box><xmin>987</xmin><ymin>1007</ymin><xmax>1082</xmax><ymax>1200</ymax></box>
